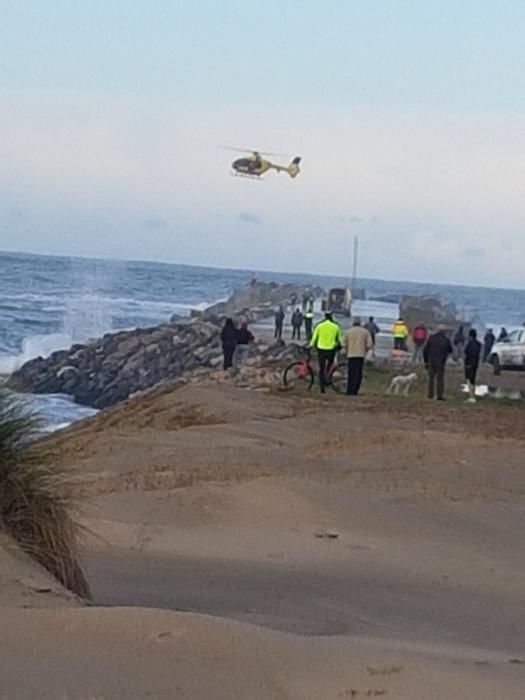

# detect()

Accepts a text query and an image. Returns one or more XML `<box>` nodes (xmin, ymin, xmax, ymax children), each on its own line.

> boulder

<box><xmin>399</xmin><ymin>295</ymin><xmax>468</xmax><ymax>332</ymax></box>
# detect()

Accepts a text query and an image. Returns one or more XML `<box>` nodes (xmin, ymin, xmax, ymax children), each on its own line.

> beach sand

<box><xmin>2</xmin><ymin>382</ymin><xmax>525</xmax><ymax>697</ymax></box>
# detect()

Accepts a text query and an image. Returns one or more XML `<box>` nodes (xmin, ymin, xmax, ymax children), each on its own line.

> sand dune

<box><xmin>3</xmin><ymin>383</ymin><xmax>525</xmax><ymax>697</ymax></box>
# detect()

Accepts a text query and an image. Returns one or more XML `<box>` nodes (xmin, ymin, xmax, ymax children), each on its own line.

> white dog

<box><xmin>386</xmin><ymin>372</ymin><xmax>418</xmax><ymax>396</ymax></box>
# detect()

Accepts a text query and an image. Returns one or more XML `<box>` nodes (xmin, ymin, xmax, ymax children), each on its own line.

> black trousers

<box><xmin>347</xmin><ymin>357</ymin><xmax>364</xmax><ymax>395</ymax></box>
<box><xmin>292</xmin><ymin>326</ymin><xmax>301</xmax><ymax>340</ymax></box>
<box><xmin>274</xmin><ymin>322</ymin><xmax>283</xmax><ymax>340</ymax></box>
<box><xmin>394</xmin><ymin>337</ymin><xmax>408</xmax><ymax>351</ymax></box>
<box><xmin>428</xmin><ymin>363</ymin><xmax>445</xmax><ymax>399</ymax></box>
<box><xmin>318</xmin><ymin>349</ymin><xmax>335</xmax><ymax>393</ymax></box>
<box><xmin>304</xmin><ymin>319</ymin><xmax>313</xmax><ymax>340</ymax></box>
<box><xmin>223</xmin><ymin>344</ymin><xmax>235</xmax><ymax>370</ymax></box>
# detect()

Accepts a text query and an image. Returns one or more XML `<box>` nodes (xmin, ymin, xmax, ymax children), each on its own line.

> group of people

<box><xmin>310</xmin><ymin>313</ymin><xmax>373</xmax><ymax>395</ymax></box>
<box><xmin>393</xmin><ymin>319</ymin><xmax>507</xmax><ymax>369</ymax></box>
<box><xmin>275</xmin><ymin>305</ymin><xmax>315</xmax><ymax>342</ymax></box>
<box><xmin>222</xmin><ymin>308</ymin><xmax>496</xmax><ymax>403</ymax></box>
<box><xmin>220</xmin><ymin>319</ymin><xmax>255</xmax><ymax>370</ymax></box>
<box><xmin>390</xmin><ymin>318</ymin><xmax>487</xmax><ymax>401</ymax></box>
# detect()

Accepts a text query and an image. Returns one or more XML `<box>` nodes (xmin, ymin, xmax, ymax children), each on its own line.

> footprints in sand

<box><xmin>337</xmin><ymin>666</ymin><xmax>403</xmax><ymax>697</ymax></box>
<box><xmin>338</xmin><ymin>690</ymin><xmax>387</xmax><ymax>697</ymax></box>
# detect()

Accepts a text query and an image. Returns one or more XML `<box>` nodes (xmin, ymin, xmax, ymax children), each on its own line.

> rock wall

<box><xmin>7</xmin><ymin>320</ymin><xmax>222</xmax><ymax>409</ymax></box>
<box><xmin>7</xmin><ymin>319</ymin><xmax>304</xmax><ymax>409</ymax></box>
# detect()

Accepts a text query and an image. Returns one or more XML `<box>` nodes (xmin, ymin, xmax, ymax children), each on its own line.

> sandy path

<box><xmin>2</xmin><ymin>607</ymin><xmax>524</xmax><ymax>699</ymax></box>
<box><xmin>83</xmin><ymin>478</ymin><xmax>525</xmax><ymax>655</ymax></box>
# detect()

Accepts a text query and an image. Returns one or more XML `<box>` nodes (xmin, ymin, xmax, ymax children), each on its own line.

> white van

<box><xmin>490</xmin><ymin>329</ymin><xmax>525</xmax><ymax>374</ymax></box>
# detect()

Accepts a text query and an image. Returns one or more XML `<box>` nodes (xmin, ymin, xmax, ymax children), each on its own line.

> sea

<box><xmin>1</xmin><ymin>250</ymin><xmax>524</xmax><ymax>430</ymax></box>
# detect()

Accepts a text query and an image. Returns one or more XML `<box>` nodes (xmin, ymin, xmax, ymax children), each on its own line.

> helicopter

<box><xmin>224</xmin><ymin>148</ymin><xmax>301</xmax><ymax>179</ymax></box>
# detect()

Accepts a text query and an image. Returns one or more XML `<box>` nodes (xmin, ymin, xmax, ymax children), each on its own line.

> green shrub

<box><xmin>0</xmin><ymin>391</ymin><xmax>90</xmax><ymax>599</ymax></box>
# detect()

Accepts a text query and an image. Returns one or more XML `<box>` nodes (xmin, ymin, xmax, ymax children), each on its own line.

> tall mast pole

<box><xmin>351</xmin><ymin>235</ymin><xmax>358</xmax><ymax>289</ymax></box>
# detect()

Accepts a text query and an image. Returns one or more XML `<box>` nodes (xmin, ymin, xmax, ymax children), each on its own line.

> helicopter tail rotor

<box><xmin>286</xmin><ymin>156</ymin><xmax>301</xmax><ymax>178</ymax></box>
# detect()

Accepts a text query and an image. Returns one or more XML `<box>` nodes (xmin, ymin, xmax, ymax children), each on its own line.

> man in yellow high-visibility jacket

<box><xmin>310</xmin><ymin>312</ymin><xmax>342</xmax><ymax>393</ymax></box>
<box><xmin>391</xmin><ymin>318</ymin><xmax>409</xmax><ymax>352</ymax></box>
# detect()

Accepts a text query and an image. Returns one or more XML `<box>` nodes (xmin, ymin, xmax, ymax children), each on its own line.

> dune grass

<box><xmin>0</xmin><ymin>390</ymin><xmax>91</xmax><ymax>599</ymax></box>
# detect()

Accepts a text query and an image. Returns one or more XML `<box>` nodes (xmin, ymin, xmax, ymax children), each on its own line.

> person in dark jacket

<box><xmin>498</xmin><ymin>327</ymin><xmax>508</xmax><ymax>342</ymax></box>
<box><xmin>482</xmin><ymin>328</ymin><xmax>496</xmax><ymax>363</ymax></box>
<box><xmin>452</xmin><ymin>325</ymin><xmax>465</xmax><ymax>363</ymax></box>
<box><xmin>423</xmin><ymin>325</ymin><xmax>453</xmax><ymax>400</ymax></box>
<box><xmin>274</xmin><ymin>306</ymin><xmax>285</xmax><ymax>340</ymax></box>
<box><xmin>464</xmin><ymin>329</ymin><xmax>482</xmax><ymax>403</ymax></box>
<box><xmin>291</xmin><ymin>308</ymin><xmax>304</xmax><ymax>340</ymax></box>
<box><xmin>235</xmin><ymin>321</ymin><xmax>254</xmax><ymax>367</ymax></box>
<box><xmin>220</xmin><ymin>318</ymin><xmax>237</xmax><ymax>370</ymax></box>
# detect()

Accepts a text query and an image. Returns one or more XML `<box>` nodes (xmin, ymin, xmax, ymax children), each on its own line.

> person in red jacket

<box><xmin>412</xmin><ymin>322</ymin><xmax>428</xmax><ymax>363</ymax></box>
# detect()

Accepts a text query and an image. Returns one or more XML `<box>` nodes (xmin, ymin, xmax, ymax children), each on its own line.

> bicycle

<box><xmin>283</xmin><ymin>347</ymin><xmax>348</xmax><ymax>393</ymax></box>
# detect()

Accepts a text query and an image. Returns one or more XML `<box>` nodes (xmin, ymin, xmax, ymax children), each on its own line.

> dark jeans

<box><xmin>347</xmin><ymin>357</ymin><xmax>364</xmax><ymax>395</ymax></box>
<box><xmin>305</xmin><ymin>320</ymin><xmax>313</xmax><ymax>340</ymax></box>
<box><xmin>318</xmin><ymin>349</ymin><xmax>335</xmax><ymax>393</ymax></box>
<box><xmin>223</xmin><ymin>344</ymin><xmax>235</xmax><ymax>370</ymax></box>
<box><xmin>394</xmin><ymin>337</ymin><xmax>408</xmax><ymax>351</ymax></box>
<box><xmin>292</xmin><ymin>326</ymin><xmax>302</xmax><ymax>340</ymax></box>
<box><xmin>274</xmin><ymin>323</ymin><xmax>283</xmax><ymax>340</ymax></box>
<box><xmin>428</xmin><ymin>363</ymin><xmax>445</xmax><ymax>399</ymax></box>
<box><xmin>465</xmin><ymin>363</ymin><xmax>479</xmax><ymax>385</ymax></box>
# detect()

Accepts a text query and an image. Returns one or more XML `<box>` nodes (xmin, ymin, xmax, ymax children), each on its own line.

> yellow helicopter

<box><xmin>224</xmin><ymin>148</ymin><xmax>301</xmax><ymax>179</ymax></box>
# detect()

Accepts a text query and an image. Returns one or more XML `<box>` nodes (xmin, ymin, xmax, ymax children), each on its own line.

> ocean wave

<box><xmin>11</xmin><ymin>392</ymin><xmax>98</xmax><ymax>433</ymax></box>
<box><xmin>0</xmin><ymin>333</ymin><xmax>73</xmax><ymax>374</ymax></box>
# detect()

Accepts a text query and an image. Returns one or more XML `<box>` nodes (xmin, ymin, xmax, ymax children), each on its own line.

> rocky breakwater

<box><xmin>198</xmin><ymin>280</ymin><xmax>324</xmax><ymax>323</ymax></box>
<box><xmin>7</xmin><ymin>320</ymin><xmax>224</xmax><ymax>409</ymax></box>
<box><xmin>7</xmin><ymin>319</ymin><xmax>304</xmax><ymax>409</ymax></box>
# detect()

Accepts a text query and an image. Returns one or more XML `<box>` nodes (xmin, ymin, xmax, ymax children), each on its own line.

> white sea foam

<box><xmin>0</xmin><ymin>333</ymin><xmax>73</xmax><ymax>374</ymax></box>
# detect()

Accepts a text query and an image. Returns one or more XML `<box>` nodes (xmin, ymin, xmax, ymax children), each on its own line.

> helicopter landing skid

<box><xmin>230</xmin><ymin>171</ymin><xmax>262</xmax><ymax>180</ymax></box>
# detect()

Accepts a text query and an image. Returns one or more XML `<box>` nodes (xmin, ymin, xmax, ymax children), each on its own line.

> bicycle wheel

<box><xmin>283</xmin><ymin>362</ymin><xmax>315</xmax><ymax>391</ymax></box>
<box><xmin>329</xmin><ymin>362</ymin><xmax>348</xmax><ymax>394</ymax></box>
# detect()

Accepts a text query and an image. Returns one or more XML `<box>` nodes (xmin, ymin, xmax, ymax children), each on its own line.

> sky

<box><xmin>1</xmin><ymin>1</ymin><xmax>525</xmax><ymax>286</ymax></box>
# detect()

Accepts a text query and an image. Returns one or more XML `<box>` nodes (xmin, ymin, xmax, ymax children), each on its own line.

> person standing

<box><xmin>291</xmin><ymin>308</ymin><xmax>304</xmax><ymax>341</ymax></box>
<box><xmin>304</xmin><ymin>306</ymin><xmax>314</xmax><ymax>341</ymax></box>
<box><xmin>220</xmin><ymin>318</ymin><xmax>237</xmax><ymax>370</ymax></box>
<box><xmin>342</xmin><ymin>317</ymin><xmax>373</xmax><ymax>395</ymax></box>
<box><xmin>309</xmin><ymin>312</ymin><xmax>342</xmax><ymax>393</ymax></box>
<box><xmin>498</xmin><ymin>327</ymin><xmax>508</xmax><ymax>342</ymax></box>
<box><xmin>423</xmin><ymin>325</ymin><xmax>453</xmax><ymax>400</ymax></box>
<box><xmin>482</xmin><ymin>328</ymin><xmax>496</xmax><ymax>363</ymax></box>
<box><xmin>274</xmin><ymin>306</ymin><xmax>285</xmax><ymax>340</ymax></box>
<box><xmin>412</xmin><ymin>322</ymin><xmax>428</xmax><ymax>363</ymax></box>
<box><xmin>235</xmin><ymin>321</ymin><xmax>254</xmax><ymax>368</ymax></box>
<box><xmin>452</xmin><ymin>325</ymin><xmax>465</xmax><ymax>363</ymax></box>
<box><xmin>464</xmin><ymin>329</ymin><xmax>482</xmax><ymax>403</ymax></box>
<box><xmin>392</xmin><ymin>318</ymin><xmax>409</xmax><ymax>351</ymax></box>
<box><xmin>364</xmin><ymin>316</ymin><xmax>380</xmax><ymax>350</ymax></box>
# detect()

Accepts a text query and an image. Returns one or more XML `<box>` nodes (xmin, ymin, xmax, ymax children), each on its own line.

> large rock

<box><xmin>399</xmin><ymin>296</ymin><xmax>468</xmax><ymax>332</ymax></box>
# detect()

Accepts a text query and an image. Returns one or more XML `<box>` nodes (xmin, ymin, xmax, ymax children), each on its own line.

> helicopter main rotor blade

<box><xmin>220</xmin><ymin>146</ymin><xmax>259</xmax><ymax>153</ymax></box>
<box><xmin>220</xmin><ymin>146</ymin><xmax>294</xmax><ymax>157</ymax></box>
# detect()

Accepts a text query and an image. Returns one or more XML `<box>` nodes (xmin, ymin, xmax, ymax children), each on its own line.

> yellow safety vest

<box><xmin>310</xmin><ymin>320</ymin><xmax>341</xmax><ymax>350</ymax></box>
<box><xmin>392</xmin><ymin>321</ymin><xmax>408</xmax><ymax>338</ymax></box>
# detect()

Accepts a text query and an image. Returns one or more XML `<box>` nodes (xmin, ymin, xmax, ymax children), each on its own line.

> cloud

<box><xmin>461</xmin><ymin>246</ymin><xmax>486</xmax><ymax>258</ymax></box>
<box><xmin>144</xmin><ymin>217</ymin><xmax>168</xmax><ymax>230</ymax></box>
<box><xmin>238</xmin><ymin>211</ymin><xmax>262</xmax><ymax>225</ymax></box>
<box><xmin>334</xmin><ymin>215</ymin><xmax>363</xmax><ymax>224</ymax></box>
